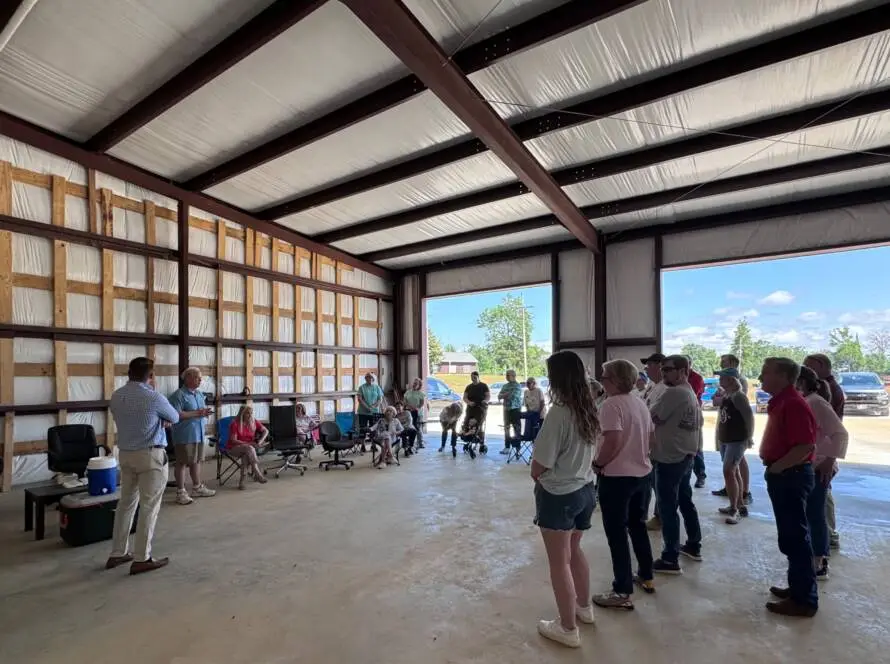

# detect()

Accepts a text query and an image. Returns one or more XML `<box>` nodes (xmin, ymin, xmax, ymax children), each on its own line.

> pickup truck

<box><xmin>838</xmin><ymin>372</ymin><xmax>890</xmax><ymax>417</ymax></box>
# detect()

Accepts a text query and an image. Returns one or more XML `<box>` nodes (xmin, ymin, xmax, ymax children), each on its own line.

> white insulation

<box><xmin>605</xmin><ymin>239</ymin><xmax>657</xmax><ymax>340</ymax></box>
<box><xmin>426</xmin><ymin>254</ymin><xmax>551</xmax><ymax>298</ymax></box>
<box><xmin>558</xmin><ymin>250</ymin><xmax>596</xmax><ymax>342</ymax></box>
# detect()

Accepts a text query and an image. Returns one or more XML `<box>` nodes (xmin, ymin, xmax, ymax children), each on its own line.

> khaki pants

<box><xmin>111</xmin><ymin>447</ymin><xmax>168</xmax><ymax>563</ymax></box>
<box><xmin>826</xmin><ymin>486</ymin><xmax>838</xmax><ymax>537</ymax></box>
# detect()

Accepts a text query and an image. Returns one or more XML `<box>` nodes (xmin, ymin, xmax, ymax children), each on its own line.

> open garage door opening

<box><xmin>421</xmin><ymin>284</ymin><xmax>553</xmax><ymax>443</ymax></box>
<box><xmin>661</xmin><ymin>244</ymin><xmax>890</xmax><ymax>468</ymax></box>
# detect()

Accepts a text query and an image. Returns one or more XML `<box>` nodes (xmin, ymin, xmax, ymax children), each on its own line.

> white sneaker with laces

<box><xmin>191</xmin><ymin>484</ymin><xmax>216</xmax><ymax>498</ymax></box>
<box><xmin>725</xmin><ymin>511</ymin><xmax>740</xmax><ymax>525</ymax></box>
<box><xmin>575</xmin><ymin>604</ymin><xmax>595</xmax><ymax>625</ymax></box>
<box><xmin>537</xmin><ymin>620</ymin><xmax>580</xmax><ymax>648</ymax></box>
<box><xmin>176</xmin><ymin>490</ymin><xmax>194</xmax><ymax>505</ymax></box>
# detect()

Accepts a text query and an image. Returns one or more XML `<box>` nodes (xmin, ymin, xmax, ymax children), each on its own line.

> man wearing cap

<box><xmin>640</xmin><ymin>353</ymin><xmax>667</xmax><ymax>530</ymax></box>
<box><xmin>714</xmin><ymin>367</ymin><xmax>755</xmax><ymax>524</ymax></box>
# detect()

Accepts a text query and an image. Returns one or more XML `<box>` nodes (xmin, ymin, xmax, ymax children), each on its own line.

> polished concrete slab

<box><xmin>1</xmin><ymin>445</ymin><xmax>889</xmax><ymax>663</ymax></box>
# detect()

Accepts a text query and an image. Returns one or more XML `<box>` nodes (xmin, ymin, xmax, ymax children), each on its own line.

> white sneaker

<box><xmin>575</xmin><ymin>604</ymin><xmax>595</xmax><ymax>625</ymax></box>
<box><xmin>176</xmin><ymin>490</ymin><xmax>194</xmax><ymax>505</ymax></box>
<box><xmin>725</xmin><ymin>511</ymin><xmax>741</xmax><ymax>525</ymax></box>
<box><xmin>191</xmin><ymin>484</ymin><xmax>216</xmax><ymax>498</ymax></box>
<box><xmin>537</xmin><ymin>620</ymin><xmax>580</xmax><ymax>648</ymax></box>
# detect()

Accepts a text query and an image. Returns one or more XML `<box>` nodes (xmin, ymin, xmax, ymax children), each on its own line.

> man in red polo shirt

<box><xmin>758</xmin><ymin>357</ymin><xmax>818</xmax><ymax>617</ymax></box>
<box><xmin>804</xmin><ymin>353</ymin><xmax>844</xmax><ymax>549</ymax></box>
<box><xmin>685</xmin><ymin>357</ymin><xmax>707</xmax><ymax>488</ymax></box>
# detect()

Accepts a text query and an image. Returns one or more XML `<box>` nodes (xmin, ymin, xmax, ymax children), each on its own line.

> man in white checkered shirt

<box><xmin>106</xmin><ymin>357</ymin><xmax>179</xmax><ymax>575</ymax></box>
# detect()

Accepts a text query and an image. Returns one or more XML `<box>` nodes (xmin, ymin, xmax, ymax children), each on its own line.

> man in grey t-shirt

<box><xmin>649</xmin><ymin>355</ymin><xmax>703</xmax><ymax>573</ymax></box>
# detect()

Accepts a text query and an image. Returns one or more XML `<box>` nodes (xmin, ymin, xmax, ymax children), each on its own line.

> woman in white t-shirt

<box><xmin>797</xmin><ymin>366</ymin><xmax>848</xmax><ymax>579</ymax></box>
<box><xmin>530</xmin><ymin>351</ymin><xmax>599</xmax><ymax>649</ymax></box>
<box><xmin>592</xmin><ymin>359</ymin><xmax>656</xmax><ymax>610</ymax></box>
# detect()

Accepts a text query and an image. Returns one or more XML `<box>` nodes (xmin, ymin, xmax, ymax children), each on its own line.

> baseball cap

<box><xmin>641</xmin><ymin>353</ymin><xmax>666</xmax><ymax>365</ymax></box>
<box><xmin>716</xmin><ymin>367</ymin><xmax>740</xmax><ymax>378</ymax></box>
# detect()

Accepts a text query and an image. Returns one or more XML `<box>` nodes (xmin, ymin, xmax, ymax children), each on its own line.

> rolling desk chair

<box><xmin>269</xmin><ymin>405</ymin><xmax>308</xmax><ymax>478</ymax></box>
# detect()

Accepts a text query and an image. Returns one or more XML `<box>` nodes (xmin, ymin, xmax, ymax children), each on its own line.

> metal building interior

<box><xmin>1</xmin><ymin>0</ymin><xmax>889</xmax><ymax>661</ymax></box>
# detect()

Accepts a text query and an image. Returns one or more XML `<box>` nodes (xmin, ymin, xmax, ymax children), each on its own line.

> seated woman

<box><xmin>395</xmin><ymin>403</ymin><xmax>417</xmax><ymax>456</ymax></box>
<box><xmin>438</xmin><ymin>401</ymin><xmax>463</xmax><ymax>456</ymax></box>
<box><xmin>227</xmin><ymin>406</ymin><xmax>270</xmax><ymax>490</ymax></box>
<box><xmin>520</xmin><ymin>376</ymin><xmax>547</xmax><ymax>443</ymax></box>
<box><xmin>372</xmin><ymin>406</ymin><xmax>403</xmax><ymax>469</ymax></box>
<box><xmin>295</xmin><ymin>403</ymin><xmax>318</xmax><ymax>460</ymax></box>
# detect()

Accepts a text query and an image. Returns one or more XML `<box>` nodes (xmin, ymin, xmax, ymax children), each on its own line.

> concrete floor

<box><xmin>1</xmin><ymin>444</ymin><xmax>889</xmax><ymax>663</ymax></box>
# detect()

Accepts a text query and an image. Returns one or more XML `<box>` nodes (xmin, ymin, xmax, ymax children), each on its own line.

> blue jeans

<box><xmin>693</xmin><ymin>449</ymin><xmax>706</xmax><ymax>480</ymax></box>
<box><xmin>807</xmin><ymin>476</ymin><xmax>830</xmax><ymax>557</ymax></box>
<box><xmin>598</xmin><ymin>475</ymin><xmax>654</xmax><ymax>595</ymax></box>
<box><xmin>655</xmin><ymin>456</ymin><xmax>702</xmax><ymax>563</ymax></box>
<box><xmin>766</xmin><ymin>464</ymin><xmax>818</xmax><ymax>608</ymax></box>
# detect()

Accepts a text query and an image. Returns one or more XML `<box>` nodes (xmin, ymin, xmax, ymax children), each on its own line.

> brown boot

<box><xmin>766</xmin><ymin>598</ymin><xmax>817</xmax><ymax>617</ymax></box>
<box><xmin>129</xmin><ymin>557</ymin><xmax>170</xmax><ymax>575</ymax></box>
<box><xmin>105</xmin><ymin>554</ymin><xmax>133</xmax><ymax>570</ymax></box>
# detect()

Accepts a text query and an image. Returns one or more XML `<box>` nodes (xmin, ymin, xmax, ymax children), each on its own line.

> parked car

<box><xmin>755</xmin><ymin>388</ymin><xmax>771</xmax><ymax>413</ymax></box>
<box><xmin>424</xmin><ymin>376</ymin><xmax>461</xmax><ymax>420</ymax></box>
<box><xmin>488</xmin><ymin>381</ymin><xmax>506</xmax><ymax>405</ymax></box>
<box><xmin>838</xmin><ymin>372</ymin><xmax>890</xmax><ymax>417</ymax></box>
<box><xmin>701</xmin><ymin>377</ymin><xmax>719</xmax><ymax>409</ymax></box>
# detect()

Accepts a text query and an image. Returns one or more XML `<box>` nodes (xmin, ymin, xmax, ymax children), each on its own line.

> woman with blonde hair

<box><xmin>227</xmin><ymin>405</ymin><xmax>269</xmax><ymax>490</ymax></box>
<box><xmin>531</xmin><ymin>351</ymin><xmax>599</xmax><ymax>648</ymax></box>
<box><xmin>592</xmin><ymin>358</ymin><xmax>655</xmax><ymax>610</ymax></box>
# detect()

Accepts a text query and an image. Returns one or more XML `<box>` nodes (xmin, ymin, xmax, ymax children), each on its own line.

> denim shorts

<box><xmin>534</xmin><ymin>482</ymin><xmax>596</xmax><ymax>531</ymax></box>
<box><xmin>721</xmin><ymin>442</ymin><xmax>747</xmax><ymax>467</ymax></box>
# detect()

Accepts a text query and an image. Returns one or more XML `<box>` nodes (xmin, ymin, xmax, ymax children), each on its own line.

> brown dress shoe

<box><xmin>105</xmin><ymin>554</ymin><xmax>134</xmax><ymax>570</ymax></box>
<box><xmin>766</xmin><ymin>598</ymin><xmax>817</xmax><ymax>617</ymax></box>
<box><xmin>129</xmin><ymin>557</ymin><xmax>170</xmax><ymax>575</ymax></box>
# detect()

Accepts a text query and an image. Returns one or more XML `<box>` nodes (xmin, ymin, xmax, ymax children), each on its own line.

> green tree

<box><xmin>467</xmin><ymin>344</ymin><xmax>496</xmax><ymax>374</ymax></box>
<box><xmin>829</xmin><ymin>326</ymin><xmax>865</xmax><ymax>371</ymax></box>
<box><xmin>427</xmin><ymin>327</ymin><xmax>444</xmax><ymax>374</ymax></box>
<box><xmin>680</xmin><ymin>343</ymin><xmax>719</xmax><ymax>375</ymax></box>
<box><xmin>444</xmin><ymin>343</ymin><xmax>456</xmax><ymax>352</ymax></box>
<box><xmin>476</xmin><ymin>294</ymin><xmax>535</xmax><ymax>377</ymax></box>
<box><xmin>729</xmin><ymin>318</ymin><xmax>757</xmax><ymax>377</ymax></box>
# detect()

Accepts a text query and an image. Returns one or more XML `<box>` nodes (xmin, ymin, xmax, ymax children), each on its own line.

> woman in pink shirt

<box><xmin>228</xmin><ymin>406</ymin><xmax>269</xmax><ymax>490</ymax></box>
<box><xmin>797</xmin><ymin>366</ymin><xmax>848</xmax><ymax>580</ymax></box>
<box><xmin>592</xmin><ymin>358</ymin><xmax>656</xmax><ymax>610</ymax></box>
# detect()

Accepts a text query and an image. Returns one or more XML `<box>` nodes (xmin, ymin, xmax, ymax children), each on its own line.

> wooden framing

<box><xmin>0</xmin><ymin>160</ymin><xmax>389</xmax><ymax>473</ymax></box>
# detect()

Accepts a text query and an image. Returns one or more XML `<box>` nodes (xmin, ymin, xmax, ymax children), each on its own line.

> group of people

<box><xmin>437</xmin><ymin>370</ymin><xmax>548</xmax><ymax>458</ymax></box>
<box><xmin>529</xmin><ymin>349</ymin><xmax>849</xmax><ymax>649</ymax></box>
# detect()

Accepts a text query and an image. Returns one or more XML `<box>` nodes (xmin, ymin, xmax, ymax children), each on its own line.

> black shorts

<box><xmin>534</xmin><ymin>482</ymin><xmax>596</xmax><ymax>531</ymax></box>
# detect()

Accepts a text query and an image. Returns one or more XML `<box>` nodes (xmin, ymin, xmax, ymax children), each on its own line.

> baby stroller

<box><xmin>459</xmin><ymin>402</ymin><xmax>488</xmax><ymax>459</ymax></box>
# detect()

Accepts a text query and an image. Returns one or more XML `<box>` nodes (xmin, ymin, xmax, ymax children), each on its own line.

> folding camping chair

<box><xmin>208</xmin><ymin>416</ymin><xmax>242</xmax><ymax>485</ymax></box>
<box><xmin>507</xmin><ymin>412</ymin><xmax>541</xmax><ymax>465</ymax></box>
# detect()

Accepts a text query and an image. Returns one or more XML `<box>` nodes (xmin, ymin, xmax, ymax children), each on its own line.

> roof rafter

<box><xmin>85</xmin><ymin>0</ymin><xmax>328</xmax><ymax>152</ymax></box>
<box><xmin>322</xmin><ymin>87</ymin><xmax>890</xmax><ymax>245</ymax></box>
<box><xmin>400</xmin><ymin>183</ymin><xmax>890</xmax><ymax>272</ymax></box>
<box><xmin>0</xmin><ymin>111</ymin><xmax>391</xmax><ymax>279</ymax></box>
<box><xmin>182</xmin><ymin>0</ymin><xmax>644</xmax><ymax>192</ymax></box>
<box><xmin>363</xmin><ymin>146</ymin><xmax>890</xmax><ymax>262</ymax></box>
<box><xmin>341</xmin><ymin>0</ymin><xmax>599</xmax><ymax>252</ymax></box>
<box><xmin>265</xmin><ymin>3</ymin><xmax>890</xmax><ymax>222</ymax></box>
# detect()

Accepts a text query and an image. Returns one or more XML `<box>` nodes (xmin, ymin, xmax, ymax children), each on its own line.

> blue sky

<box><xmin>426</xmin><ymin>246</ymin><xmax>890</xmax><ymax>355</ymax></box>
<box><xmin>427</xmin><ymin>285</ymin><xmax>553</xmax><ymax>352</ymax></box>
<box><xmin>662</xmin><ymin>245</ymin><xmax>890</xmax><ymax>354</ymax></box>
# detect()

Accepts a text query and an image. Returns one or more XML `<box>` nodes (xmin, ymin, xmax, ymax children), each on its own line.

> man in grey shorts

<box><xmin>714</xmin><ymin>368</ymin><xmax>754</xmax><ymax>524</ymax></box>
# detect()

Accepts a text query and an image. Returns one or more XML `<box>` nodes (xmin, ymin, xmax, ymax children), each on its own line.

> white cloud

<box><xmin>798</xmin><ymin>311</ymin><xmax>822</xmax><ymax>322</ymax></box>
<box><xmin>533</xmin><ymin>339</ymin><xmax>552</xmax><ymax>353</ymax></box>
<box><xmin>758</xmin><ymin>290</ymin><xmax>795</xmax><ymax>306</ymax></box>
<box><xmin>742</xmin><ymin>309</ymin><xmax>760</xmax><ymax>318</ymax></box>
<box><xmin>772</xmin><ymin>329</ymin><xmax>800</xmax><ymax>343</ymax></box>
<box><xmin>838</xmin><ymin>312</ymin><xmax>855</xmax><ymax>323</ymax></box>
<box><xmin>727</xmin><ymin>291</ymin><xmax>753</xmax><ymax>300</ymax></box>
<box><xmin>675</xmin><ymin>326</ymin><xmax>709</xmax><ymax>335</ymax></box>
<box><xmin>713</xmin><ymin>307</ymin><xmax>730</xmax><ymax>315</ymax></box>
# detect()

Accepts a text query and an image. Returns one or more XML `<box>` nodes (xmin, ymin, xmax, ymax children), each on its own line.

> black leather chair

<box><xmin>47</xmin><ymin>425</ymin><xmax>110</xmax><ymax>477</ymax></box>
<box><xmin>319</xmin><ymin>421</ymin><xmax>354</xmax><ymax>471</ymax></box>
<box><xmin>268</xmin><ymin>405</ymin><xmax>308</xmax><ymax>478</ymax></box>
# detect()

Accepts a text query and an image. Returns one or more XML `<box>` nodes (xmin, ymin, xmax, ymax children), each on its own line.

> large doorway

<box><xmin>661</xmin><ymin>245</ymin><xmax>890</xmax><ymax>467</ymax></box>
<box><xmin>423</xmin><ymin>284</ymin><xmax>553</xmax><ymax>441</ymax></box>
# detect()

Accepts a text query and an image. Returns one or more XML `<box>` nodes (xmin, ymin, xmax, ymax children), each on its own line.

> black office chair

<box><xmin>268</xmin><ymin>405</ymin><xmax>308</xmax><ymax>478</ymax></box>
<box><xmin>47</xmin><ymin>425</ymin><xmax>110</xmax><ymax>477</ymax></box>
<box><xmin>319</xmin><ymin>421</ymin><xmax>354</xmax><ymax>471</ymax></box>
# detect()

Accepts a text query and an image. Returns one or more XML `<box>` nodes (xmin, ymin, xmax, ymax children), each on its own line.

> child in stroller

<box><xmin>459</xmin><ymin>402</ymin><xmax>488</xmax><ymax>459</ymax></box>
